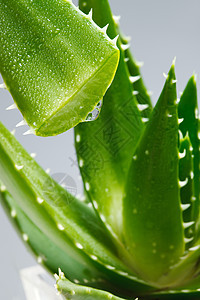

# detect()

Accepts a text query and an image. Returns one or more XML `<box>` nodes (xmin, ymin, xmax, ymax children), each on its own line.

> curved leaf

<box><xmin>0</xmin><ymin>121</ymin><xmax>156</xmax><ymax>296</ymax></box>
<box><xmin>75</xmin><ymin>0</ymin><xmax>144</xmax><ymax>238</ymax></box>
<box><xmin>0</xmin><ymin>188</ymin><xmax>104</xmax><ymax>287</ymax></box>
<box><xmin>179</xmin><ymin>136</ymin><xmax>194</xmax><ymax>240</ymax></box>
<box><xmin>178</xmin><ymin>76</ymin><xmax>200</xmax><ymax>239</ymax></box>
<box><xmin>118</xmin><ymin>30</ymin><xmax>153</xmax><ymax>119</ymax></box>
<box><xmin>0</xmin><ymin>121</ymin><xmax>134</xmax><ymax>273</ymax></box>
<box><xmin>56</xmin><ymin>273</ymin><xmax>129</xmax><ymax>300</ymax></box>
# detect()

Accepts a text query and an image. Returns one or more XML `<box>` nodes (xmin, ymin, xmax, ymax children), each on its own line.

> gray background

<box><xmin>1</xmin><ymin>0</ymin><xmax>200</xmax><ymax>298</ymax></box>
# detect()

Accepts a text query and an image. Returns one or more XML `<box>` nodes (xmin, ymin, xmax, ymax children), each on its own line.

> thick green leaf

<box><xmin>145</xmin><ymin>290</ymin><xmax>200</xmax><ymax>300</ymax></box>
<box><xmin>123</xmin><ymin>63</ymin><xmax>185</xmax><ymax>285</ymax></box>
<box><xmin>0</xmin><ymin>122</ymin><xmax>155</xmax><ymax>296</ymax></box>
<box><xmin>178</xmin><ymin>76</ymin><xmax>200</xmax><ymax>238</ymax></box>
<box><xmin>0</xmin><ymin>188</ymin><xmax>105</xmax><ymax>286</ymax></box>
<box><xmin>118</xmin><ymin>30</ymin><xmax>153</xmax><ymax>119</ymax></box>
<box><xmin>0</xmin><ymin>0</ymin><xmax>119</xmax><ymax>136</ymax></box>
<box><xmin>56</xmin><ymin>273</ymin><xmax>134</xmax><ymax>300</ymax></box>
<box><xmin>75</xmin><ymin>0</ymin><xmax>144</xmax><ymax>238</ymax></box>
<box><xmin>0</xmin><ymin>187</ymin><xmax>155</xmax><ymax>297</ymax></box>
<box><xmin>179</xmin><ymin>136</ymin><xmax>194</xmax><ymax>240</ymax></box>
<box><xmin>0</xmin><ymin>121</ymin><xmax>135</xmax><ymax>273</ymax></box>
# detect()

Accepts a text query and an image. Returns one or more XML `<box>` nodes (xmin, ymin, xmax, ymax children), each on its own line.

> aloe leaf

<box><xmin>178</xmin><ymin>76</ymin><xmax>200</xmax><ymax>238</ymax></box>
<box><xmin>0</xmin><ymin>122</ymin><xmax>136</xmax><ymax>273</ymax></box>
<box><xmin>0</xmin><ymin>188</ymin><xmax>104</xmax><ymax>286</ymax></box>
<box><xmin>75</xmin><ymin>0</ymin><xmax>144</xmax><ymax>237</ymax></box>
<box><xmin>0</xmin><ymin>0</ymin><xmax>119</xmax><ymax>136</ymax></box>
<box><xmin>0</xmin><ymin>184</ymin><xmax>155</xmax><ymax>297</ymax></box>
<box><xmin>117</xmin><ymin>29</ymin><xmax>153</xmax><ymax>119</ymax></box>
<box><xmin>0</xmin><ymin>121</ymin><xmax>157</xmax><ymax>296</ymax></box>
<box><xmin>123</xmin><ymin>62</ymin><xmax>185</xmax><ymax>284</ymax></box>
<box><xmin>56</xmin><ymin>272</ymin><xmax>129</xmax><ymax>300</ymax></box>
<box><xmin>179</xmin><ymin>136</ymin><xmax>194</xmax><ymax>240</ymax></box>
<box><xmin>146</xmin><ymin>290</ymin><xmax>200</xmax><ymax>300</ymax></box>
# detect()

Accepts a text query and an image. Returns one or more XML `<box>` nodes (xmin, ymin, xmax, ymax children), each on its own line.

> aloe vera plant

<box><xmin>1</xmin><ymin>0</ymin><xmax>200</xmax><ymax>299</ymax></box>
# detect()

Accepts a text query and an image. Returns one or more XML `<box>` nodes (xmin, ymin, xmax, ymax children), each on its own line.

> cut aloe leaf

<box><xmin>123</xmin><ymin>63</ymin><xmax>185</xmax><ymax>284</ymax></box>
<box><xmin>178</xmin><ymin>76</ymin><xmax>200</xmax><ymax>237</ymax></box>
<box><xmin>0</xmin><ymin>0</ymin><xmax>119</xmax><ymax>136</ymax></box>
<box><xmin>76</xmin><ymin>0</ymin><xmax>144</xmax><ymax>237</ymax></box>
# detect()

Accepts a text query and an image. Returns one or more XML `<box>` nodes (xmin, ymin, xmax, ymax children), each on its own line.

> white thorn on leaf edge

<box><xmin>184</xmin><ymin>237</ymin><xmax>194</xmax><ymax>243</ymax></box>
<box><xmin>129</xmin><ymin>75</ymin><xmax>141</xmax><ymax>84</ymax></box>
<box><xmin>15</xmin><ymin>164</ymin><xmax>24</xmax><ymax>171</ymax></box>
<box><xmin>136</xmin><ymin>61</ymin><xmax>144</xmax><ymax>68</ymax></box>
<box><xmin>142</xmin><ymin>117</ymin><xmax>149</xmax><ymax>123</ymax></box>
<box><xmin>179</xmin><ymin>149</ymin><xmax>186</xmax><ymax>159</ymax></box>
<box><xmin>179</xmin><ymin>177</ymin><xmax>188</xmax><ymax>188</ymax></box>
<box><xmin>163</xmin><ymin>73</ymin><xmax>168</xmax><ymax>79</ymax></box>
<box><xmin>37</xmin><ymin>197</ymin><xmax>44</xmax><ymax>204</ymax></box>
<box><xmin>23</xmin><ymin>129</ymin><xmax>35</xmax><ymax>135</ymax></box>
<box><xmin>112</xmin><ymin>35</ymin><xmax>119</xmax><ymax>47</ymax></box>
<box><xmin>0</xmin><ymin>83</ymin><xmax>6</xmax><ymax>89</ymax></box>
<box><xmin>178</xmin><ymin>130</ymin><xmax>184</xmax><ymax>141</ymax></box>
<box><xmin>183</xmin><ymin>221</ymin><xmax>195</xmax><ymax>229</ymax></box>
<box><xmin>16</xmin><ymin>120</ymin><xmax>27</xmax><ymax>127</ymax></box>
<box><xmin>11</xmin><ymin>129</ymin><xmax>16</xmax><ymax>135</ymax></box>
<box><xmin>178</xmin><ymin>118</ymin><xmax>184</xmax><ymax>125</ymax></box>
<box><xmin>6</xmin><ymin>103</ymin><xmax>17</xmax><ymax>110</ymax></box>
<box><xmin>137</xmin><ymin>104</ymin><xmax>149</xmax><ymax>111</ymax></box>
<box><xmin>46</xmin><ymin>168</ymin><xmax>51</xmax><ymax>174</ymax></box>
<box><xmin>101</xmin><ymin>24</ymin><xmax>109</xmax><ymax>35</ymax></box>
<box><xmin>181</xmin><ymin>203</ymin><xmax>191</xmax><ymax>211</ymax></box>
<box><xmin>113</xmin><ymin>15</ymin><xmax>121</xmax><ymax>24</ymax></box>
<box><xmin>172</xmin><ymin>79</ymin><xmax>177</xmax><ymax>84</ymax></box>
<box><xmin>88</xmin><ymin>8</ymin><xmax>93</xmax><ymax>19</ymax></box>
<box><xmin>54</xmin><ymin>273</ymin><xmax>59</xmax><ymax>281</ymax></box>
<box><xmin>189</xmin><ymin>245</ymin><xmax>200</xmax><ymax>251</ymax></box>
<box><xmin>121</xmin><ymin>43</ymin><xmax>130</xmax><ymax>51</ymax></box>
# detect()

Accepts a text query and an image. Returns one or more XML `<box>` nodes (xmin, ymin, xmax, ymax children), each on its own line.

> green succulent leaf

<box><xmin>0</xmin><ymin>121</ymin><xmax>134</xmax><ymax>273</ymax></box>
<box><xmin>178</xmin><ymin>76</ymin><xmax>200</xmax><ymax>239</ymax></box>
<box><xmin>145</xmin><ymin>290</ymin><xmax>200</xmax><ymax>300</ymax></box>
<box><xmin>0</xmin><ymin>121</ymin><xmax>156</xmax><ymax>297</ymax></box>
<box><xmin>123</xmin><ymin>62</ymin><xmax>185</xmax><ymax>285</ymax></box>
<box><xmin>75</xmin><ymin>0</ymin><xmax>144</xmax><ymax>238</ymax></box>
<box><xmin>179</xmin><ymin>136</ymin><xmax>194</xmax><ymax>239</ymax></box>
<box><xmin>0</xmin><ymin>0</ymin><xmax>119</xmax><ymax>136</ymax></box>
<box><xmin>56</xmin><ymin>272</ymin><xmax>134</xmax><ymax>300</ymax></box>
<box><xmin>0</xmin><ymin>188</ymin><xmax>105</xmax><ymax>286</ymax></box>
<box><xmin>117</xmin><ymin>30</ymin><xmax>153</xmax><ymax>120</ymax></box>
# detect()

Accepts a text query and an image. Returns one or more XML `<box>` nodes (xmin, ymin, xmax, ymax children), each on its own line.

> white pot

<box><xmin>20</xmin><ymin>266</ymin><xmax>64</xmax><ymax>300</ymax></box>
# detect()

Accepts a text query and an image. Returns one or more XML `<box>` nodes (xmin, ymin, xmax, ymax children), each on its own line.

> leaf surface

<box><xmin>0</xmin><ymin>0</ymin><xmax>119</xmax><ymax>136</ymax></box>
<box><xmin>123</xmin><ymin>63</ymin><xmax>185</xmax><ymax>284</ymax></box>
<box><xmin>178</xmin><ymin>76</ymin><xmax>200</xmax><ymax>239</ymax></box>
<box><xmin>76</xmin><ymin>0</ymin><xmax>144</xmax><ymax>237</ymax></box>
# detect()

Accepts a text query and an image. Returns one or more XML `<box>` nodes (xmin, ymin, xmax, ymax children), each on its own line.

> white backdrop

<box><xmin>1</xmin><ymin>0</ymin><xmax>200</xmax><ymax>299</ymax></box>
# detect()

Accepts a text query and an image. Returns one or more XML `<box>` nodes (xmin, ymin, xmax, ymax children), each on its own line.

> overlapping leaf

<box><xmin>75</xmin><ymin>0</ymin><xmax>145</xmax><ymax>238</ymax></box>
